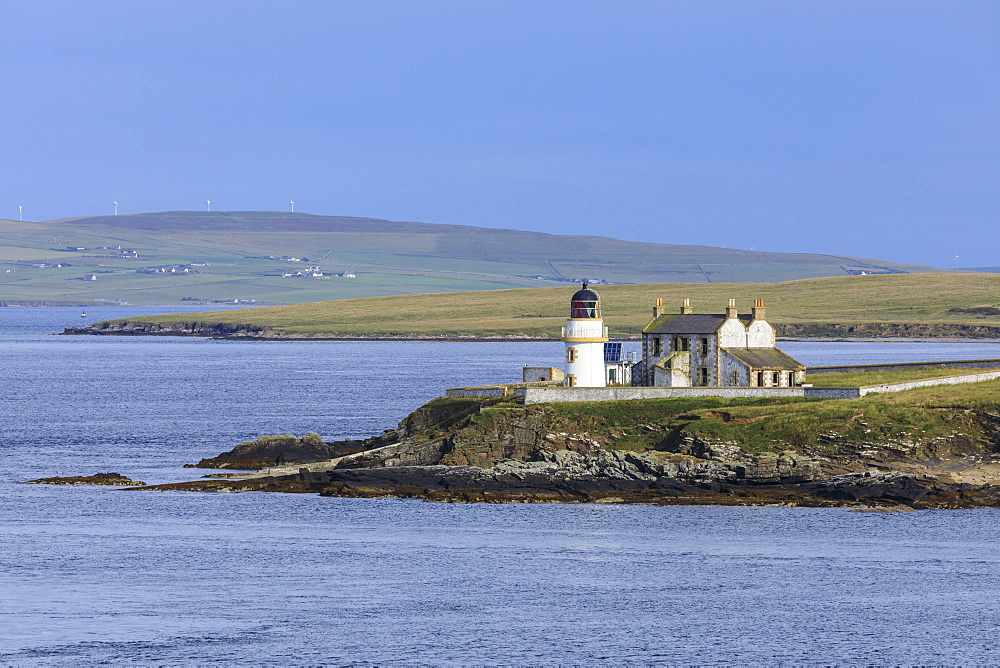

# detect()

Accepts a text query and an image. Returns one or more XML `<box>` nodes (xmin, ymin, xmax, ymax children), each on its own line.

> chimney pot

<box><xmin>653</xmin><ymin>297</ymin><xmax>663</xmax><ymax>318</ymax></box>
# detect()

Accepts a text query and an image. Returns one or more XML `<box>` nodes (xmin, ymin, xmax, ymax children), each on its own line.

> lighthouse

<box><xmin>562</xmin><ymin>282</ymin><xmax>608</xmax><ymax>387</ymax></box>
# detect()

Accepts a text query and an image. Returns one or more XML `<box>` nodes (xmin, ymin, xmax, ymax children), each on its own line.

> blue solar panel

<box><xmin>604</xmin><ymin>342</ymin><xmax>622</xmax><ymax>363</ymax></box>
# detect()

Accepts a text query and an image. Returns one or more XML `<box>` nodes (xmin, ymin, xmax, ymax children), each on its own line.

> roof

<box><xmin>571</xmin><ymin>288</ymin><xmax>601</xmax><ymax>302</ymax></box>
<box><xmin>643</xmin><ymin>313</ymin><xmax>749</xmax><ymax>334</ymax></box>
<box><xmin>723</xmin><ymin>348</ymin><xmax>805</xmax><ymax>370</ymax></box>
<box><xmin>651</xmin><ymin>351</ymin><xmax>688</xmax><ymax>370</ymax></box>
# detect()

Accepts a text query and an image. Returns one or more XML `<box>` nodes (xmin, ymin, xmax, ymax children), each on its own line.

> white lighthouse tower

<box><xmin>562</xmin><ymin>282</ymin><xmax>608</xmax><ymax>387</ymax></box>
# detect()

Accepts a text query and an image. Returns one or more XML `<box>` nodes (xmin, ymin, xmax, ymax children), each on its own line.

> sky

<box><xmin>0</xmin><ymin>0</ymin><xmax>997</xmax><ymax>268</ymax></box>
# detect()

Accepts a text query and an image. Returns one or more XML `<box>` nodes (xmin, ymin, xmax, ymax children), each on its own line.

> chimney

<box><xmin>652</xmin><ymin>297</ymin><xmax>663</xmax><ymax>319</ymax></box>
<box><xmin>725</xmin><ymin>298</ymin><xmax>738</xmax><ymax>319</ymax></box>
<box><xmin>680</xmin><ymin>298</ymin><xmax>693</xmax><ymax>315</ymax></box>
<box><xmin>752</xmin><ymin>299</ymin><xmax>766</xmax><ymax>321</ymax></box>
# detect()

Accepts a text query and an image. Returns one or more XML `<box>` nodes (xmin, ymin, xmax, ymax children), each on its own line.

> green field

<box><xmin>85</xmin><ymin>272</ymin><xmax>1000</xmax><ymax>339</ymax></box>
<box><xmin>665</xmin><ymin>378</ymin><xmax>1000</xmax><ymax>453</ymax></box>
<box><xmin>0</xmin><ymin>210</ymin><xmax>950</xmax><ymax>306</ymax></box>
<box><xmin>808</xmin><ymin>366</ymin><xmax>1000</xmax><ymax>387</ymax></box>
<box><xmin>454</xmin><ymin>378</ymin><xmax>1000</xmax><ymax>455</ymax></box>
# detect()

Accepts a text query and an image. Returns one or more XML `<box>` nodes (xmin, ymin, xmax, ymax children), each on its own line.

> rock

<box><xmin>186</xmin><ymin>397</ymin><xmax>485</xmax><ymax>470</ymax></box>
<box><xmin>397</xmin><ymin>397</ymin><xmax>484</xmax><ymax>439</ymax></box>
<box><xmin>130</xmin><ymin>459</ymin><xmax>1000</xmax><ymax>509</ymax></box>
<box><xmin>736</xmin><ymin>452</ymin><xmax>818</xmax><ymax>483</ymax></box>
<box><xmin>23</xmin><ymin>472</ymin><xmax>145</xmax><ymax>486</ymax></box>
<box><xmin>332</xmin><ymin>437</ymin><xmax>452</xmax><ymax>469</ymax></box>
<box><xmin>809</xmin><ymin>471</ymin><xmax>935</xmax><ymax>506</ymax></box>
<box><xmin>186</xmin><ymin>432</ymin><xmax>368</xmax><ymax>469</ymax></box>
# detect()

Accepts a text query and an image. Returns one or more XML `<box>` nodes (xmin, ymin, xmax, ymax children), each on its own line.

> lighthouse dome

<box><xmin>571</xmin><ymin>286</ymin><xmax>601</xmax><ymax>302</ymax></box>
<box><xmin>569</xmin><ymin>282</ymin><xmax>602</xmax><ymax>319</ymax></box>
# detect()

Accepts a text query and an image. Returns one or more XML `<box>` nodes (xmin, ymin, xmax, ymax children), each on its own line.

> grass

<box><xmin>531</xmin><ymin>379</ymin><xmax>1000</xmax><ymax>454</ymax></box>
<box><xmin>808</xmin><ymin>366</ymin><xmax>1000</xmax><ymax>387</ymax></box>
<box><xmin>86</xmin><ymin>272</ymin><xmax>1000</xmax><ymax>338</ymax></box>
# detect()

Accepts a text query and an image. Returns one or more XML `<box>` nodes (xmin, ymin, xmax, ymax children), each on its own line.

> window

<box><xmin>757</xmin><ymin>371</ymin><xmax>765</xmax><ymax>387</ymax></box>
<box><xmin>567</xmin><ymin>347</ymin><xmax>578</xmax><ymax>363</ymax></box>
<box><xmin>566</xmin><ymin>374</ymin><xmax>576</xmax><ymax>387</ymax></box>
<box><xmin>674</xmin><ymin>336</ymin><xmax>690</xmax><ymax>351</ymax></box>
<box><xmin>731</xmin><ymin>370</ymin><xmax>739</xmax><ymax>386</ymax></box>
<box><xmin>699</xmin><ymin>337</ymin><xmax>709</xmax><ymax>356</ymax></box>
<box><xmin>699</xmin><ymin>367</ymin><xmax>709</xmax><ymax>386</ymax></box>
<box><xmin>652</xmin><ymin>337</ymin><xmax>662</xmax><ymax>356</ymax></box>
<box><xmin>571</xmin><ymin>300</ymin><xmax>599</xmax><ymax>318</ymax></box>
<box><xmin>608</xmin><ymin>368</ymin><xmax>617</xmax><ymax>383</ymax></box>
<box><xmin>772</xmin><ymin>371</ymin><xmax>780</xmax><ymax>386</ymax></box>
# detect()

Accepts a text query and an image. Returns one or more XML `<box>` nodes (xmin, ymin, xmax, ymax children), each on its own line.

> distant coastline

<box><xmin>62</xmin><ymin>323</ymin><xmax>1000</xmax><ymax>343</ymax></box>
<box><xmin>50</xmin><ymin>273</ymin><xmax>1000</xmax><ymax>342</ymax></box>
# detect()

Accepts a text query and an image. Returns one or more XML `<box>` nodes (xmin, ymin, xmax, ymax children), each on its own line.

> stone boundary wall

<box><xmin>445</xmin><ymin>381</ymin><xmax>562</xmax><ymax>399</ymax></box>
<box><xmin>516</xmin><ymin>386</ymin><xmax>861</xmax><ymax>404</ymax></box>
<box><xmin>808</xmin><ymin>358</ymin><xmax>1000</xmax><ymax>374</ymax></box>
<box><xmin>857</xmin><ymin>370</ymin><xmax>1000</xmax><ymax>396</ymax></box>
<box><xmin>445</xmin><ymin>386</ymin><xmax>511</xmax><ymax>399</ymax></box>
<box><xmin>448</xmin><ymin>368</ymin><xmax>1000</xmax><ymax>404</ymax></box>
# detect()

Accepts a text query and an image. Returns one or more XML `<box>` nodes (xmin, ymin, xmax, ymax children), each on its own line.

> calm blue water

<box><xmin>3</xmin><ymin>307</ymin><xmax>1000</xmax><ymax>665</ymax></box>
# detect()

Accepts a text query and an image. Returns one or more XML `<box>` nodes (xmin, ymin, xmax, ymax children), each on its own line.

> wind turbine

<box><xmin>18</xmin><ymin>205</ymin><xmax>23</xmax><ymax>222</ymax></box>
<box><xmin>206</xmin><ymin>200</ymin><xmax>211</xmax><ymax>212</ymax></box>
<box><xmin>113</xmin><ymin>200</ymin><xmax>118</xmax><ymax>216</ymax></box>
<box><xmin>290</xmin><ymin>199</ymin><xmax>295</xmax><ymax>213</ymax></box>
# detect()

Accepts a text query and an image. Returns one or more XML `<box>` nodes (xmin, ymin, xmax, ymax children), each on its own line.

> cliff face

<box><xmin>151</xmin><ymin>395</ymin><xmax>1000</xmax><ymax>508</ymax></box>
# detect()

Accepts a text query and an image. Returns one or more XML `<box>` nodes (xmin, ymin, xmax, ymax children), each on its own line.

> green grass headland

<box><xmin>524</xmin><ymin>378</ymin><xmax>1000</xmax><ymax>454</ymax></box>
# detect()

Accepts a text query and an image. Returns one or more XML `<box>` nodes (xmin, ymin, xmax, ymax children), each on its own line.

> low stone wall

<box><xmin>858</xmin><ymin>370</ymin><xmax>1000</xmax><ymax>396</ymax></box>
<box><xmin>448</xmin><ymin>368</ymin><xmax>1000</xmax><ymax>405</ymax></box>
<box><xmin>809</xmin><ymin>358</ymin><xmax>1000</xmax><ymax>374</ymax></box>
<box><xmin>446</xmin><ymin>380</ymin><xmax>564</xmax><ymax>399</ymax></box>
<box><xmin>516</xmin><ymin>386</ymin><xmax>861</xmax><ymax>404</ymax></box>
<box><xmin>445</xmin><ymin>386</ymin><xmax>511</xmax><ymax>399</ymax></box>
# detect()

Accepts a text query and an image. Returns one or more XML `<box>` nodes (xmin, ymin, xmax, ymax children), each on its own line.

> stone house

<box><xmin>638</xmin><ymin>298</ymin><xmax>805</xmax><ymax>388</ymax></box>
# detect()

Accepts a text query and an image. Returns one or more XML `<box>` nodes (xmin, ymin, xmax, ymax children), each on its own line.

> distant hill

<box><xmin>0</xmin><ymin>210</ymin><xmax>948</xmax><ymax>306</ymax></box>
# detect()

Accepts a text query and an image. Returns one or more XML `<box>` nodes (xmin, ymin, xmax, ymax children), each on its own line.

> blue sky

<box><xmin>1</xmin><ymin>1</ymin><xmax>997</xmax><ymax>267</ymax></box>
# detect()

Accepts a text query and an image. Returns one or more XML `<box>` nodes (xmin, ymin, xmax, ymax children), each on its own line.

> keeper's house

<box><xmin>639</xmin><ymin>298</ymin><xmax>805</xmax><ymax>388</ymax></box>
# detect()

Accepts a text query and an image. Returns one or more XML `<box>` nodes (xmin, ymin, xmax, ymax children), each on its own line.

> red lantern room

<box><xmin>570</xmin><ymin>281</ymin><xmax>602</xmax><ymax>319</ymax></box>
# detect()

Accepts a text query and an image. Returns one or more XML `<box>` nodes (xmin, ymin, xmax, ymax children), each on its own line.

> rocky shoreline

<box><xmin>136</xmin><ymin>466</ymin><xmax>1000</xmax><ymax>509</ymax></box>
<box><xmin>61</xmin><ymin>321</ymin><xmax>567</xmax><ymax>342</ymax></box>
<box><xmin>62</xmin><ymin>320</ymin><xmax>1000</xmax><ymax>341</ymax></box>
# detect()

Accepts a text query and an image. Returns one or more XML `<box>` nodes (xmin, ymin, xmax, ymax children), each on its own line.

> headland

<box><xmin>62</xmin><ymin>273</ymin><xmax>1000</xmax><ymax>340</ymax></box>
<box><xmin>119</xmin><ymin>367</ymin><xmax>1000</xmax><ymax>509</ymax></box>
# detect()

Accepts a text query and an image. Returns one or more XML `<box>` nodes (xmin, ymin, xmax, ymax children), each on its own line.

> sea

<box><xmin>3</xmin><ymin>306</ymin><xmax>1000</xmax><ymax>665</ymax></box>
